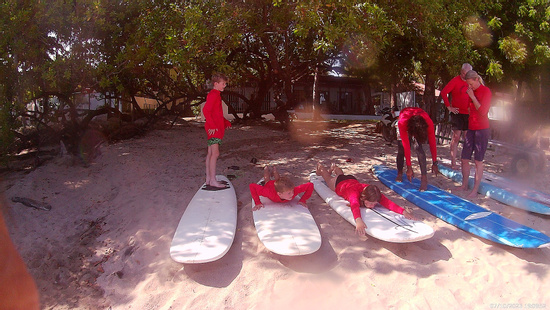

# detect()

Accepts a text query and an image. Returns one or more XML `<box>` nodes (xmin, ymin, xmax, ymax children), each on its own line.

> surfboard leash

<box><xmin>370</xmin><ymin>208</ymin><xmax>419</xmax><ymax>233</ymax></box>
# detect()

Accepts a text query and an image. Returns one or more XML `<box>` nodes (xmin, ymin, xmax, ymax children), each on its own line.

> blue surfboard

<box><xmin>437</xmin><ymin>162</ymin><xmax>550</xmax><ymax>215</ymax></box>
<box><xmin>373</xmin><ymin>165</ymin><xmax>550</xmax><ymax>248</ymax></box>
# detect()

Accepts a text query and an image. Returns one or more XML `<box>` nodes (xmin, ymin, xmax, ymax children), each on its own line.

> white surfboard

<box><xmin>309</xmin><ymin>173</ymin><xmax>434</xmax><ymax>243</ymax></box>
<box><xmin>170</xmin><ymin>175</ymin><xmax>237</xmax><ymax>264</ymax></box>
<box><xmin>252</xmin><ymin>180</ymin><xmax>322</xmax><ymax>256</ymax></box>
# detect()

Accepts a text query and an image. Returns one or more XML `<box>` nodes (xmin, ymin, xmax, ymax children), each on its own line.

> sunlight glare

<box><xmin>288</xmin><ymin>120</ymin><xmax>328</xmax><ymax>144</ymax></box>
<box><xmin>463</xmin><ymin>16</ymin><xmax>492</xmax><ymax>48</ymax></box>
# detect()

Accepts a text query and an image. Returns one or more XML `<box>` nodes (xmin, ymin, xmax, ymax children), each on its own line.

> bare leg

<box><xmin>330</xmin><ymin>162</ymin><xmax>344</xmax><ymax>176</ymax></box>
<box><xmin>414</xmin><ymin>138</ymin><xmax>427</xmax><ymax>190</ymax></box>
<box><xmin>450</xmin><ymin>129</ymin><xmax>462</xmax><ymax>169</ymax></box>
<box><xmin>467</xmin><ymin>160</ymin><xmax>484</xmax><ymax>198</ymax></box>
<box><xmin>206</xmin><ymin>146</ymin><xmax>212</xmax><ymax>185</ymax></box>
<box><xmin>460</xmin><ymin>158</ymin><xmax>470</xmax><ymax>191</ymax></box>
<box><xmin>419</xmin><ymin>174</ymin><xmax>428</xmax><ymax>191</ymax></box>
<box><xmin>396</xmin><ymin>171</ymin><xmax>403</xmax><ymax>182</ymax></box>
<box><xmin>316</xmin><ymin>162</ymin><xmax>338</xmax><ymax>191</ymax></box>
<box><xmin>207</xmin><ymin>144</ymin><xmax>224</xmax><ymax>187</ymax></box>
<box><xmin>272</xmin><ymin>166</ymin><xmax>280</xmax><ymax>180</ymax></box>
<box><xmin>263</xmin><ymin>166</ymin><xmax>271</xmax><ymax>182</ymax></box>
<box><xmin>396</xmin><ymin>140</ymin><xmax>404</xmax><ymax>182</ymax></box>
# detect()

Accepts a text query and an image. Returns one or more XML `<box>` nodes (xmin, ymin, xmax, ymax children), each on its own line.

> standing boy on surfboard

<box><xmin>316</xmin><ymin>163</ymin><xmax>416</xmax><ymax>236</ymax></box>
<box><xmin>250</xmin><ymin>166</ymin><xmax>314</xmax><ymax>210</ymax></box>
<box><xmin>396</xmin><ymin>107</ymin><xmax>439</xmax><ymax>191</ymax></box>
<box><xmin>203</xmin><ymin>73</ymin><xmax>232</xmax><ymax>189</ymax></box>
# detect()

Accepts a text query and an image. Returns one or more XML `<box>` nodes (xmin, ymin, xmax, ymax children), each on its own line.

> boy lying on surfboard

<box><xmin>250</xmin><ymin>166</ymin><xmax>314</xmax><ymax>210</ymax></box>
<box><xmin>316</xmin><ymin>163</ymin><xmax>416</xmax><ymax>236</ymax></box>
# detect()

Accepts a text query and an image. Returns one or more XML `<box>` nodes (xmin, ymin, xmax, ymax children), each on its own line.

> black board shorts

<box><xmin>335</xmin><ymin>175</ymin><xmax>358</xmax><ymax>188</ymax></box>
<box><xmin>450</xmin><ymin>113</ymin><xmax>469</xmax><ymax>131</ymax></box>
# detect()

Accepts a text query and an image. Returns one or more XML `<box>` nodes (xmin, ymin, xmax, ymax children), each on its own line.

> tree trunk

<box><xmin>390</xmin><ymin>83</ymin><xmax>396</xmax><ymax>110</ymax></box>
<box><xmin>282</xmin><ymin>77</ymin><xmax>296</xmax><ymax>111</ymax></box>
<box><xmin>312</xmin><ymin>67</ymin><xmax>321</xmax><ymax>120</ymax></box>
<box><xmin>423</xmin><ymin>74</ymin><xmax>437</xmax><ymax>121</ymax></box>
<box><xmin>363</xmin><ymin>82</ymin><xmax>374</xmax><ymax>114</ymax></box>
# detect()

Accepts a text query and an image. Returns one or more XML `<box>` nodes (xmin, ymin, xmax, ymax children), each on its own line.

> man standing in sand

<box><xmin>441</xmin><ymin>63</ymin><xmax>473</xmax><ymax>169</ymax></box>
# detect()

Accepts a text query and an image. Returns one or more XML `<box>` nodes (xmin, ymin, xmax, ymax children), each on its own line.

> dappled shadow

<box><xmin>274</xmin><ymin>237</ymin><xmax>339</xmax><ymax>273</ymax></box>
<box><xmin>170</xmin><ymin>177</ymin><xmax>238</xmax><ymax>264</ymax></box>
<box><xmin>251</xmin><ymin>196</ymin><xmax>321</xmax><ymax>256</ymax></box>
<box><xmin>180</xmin><ymin>237</ymin><xmax>243</xmax><ymax>287</ymax></box>
<box><xmin>274</xmin><ymin>201</ymin><xmax>339</xmax><ymax>273</ymax></box>
<box><xmin>7</xmin><ymin>119</ymin><xmax>549</xmax><ymax>309</ymax></box>
<box><xmin>437</xmin><ymin>161</ymin><xmax>550</xmax><ymax>215</ymax></box>
<box><xmin>378</xmin><ymin>231</ymin><xmax>453</xmax><ymax>265</ymax></box>
<box><xmin>307</xmin><ymin>187</ymin><xmax>450</xmax><ymax>278</ymax></box>
<box><xmin>310</xmin><ymin>173</ymin><xmax>434</xmax><ymax>243</ymax></box>
<box><xmin>373</xmin><ymin>165</ymin><xmax>550</xmax><ymax>248</ymax></box>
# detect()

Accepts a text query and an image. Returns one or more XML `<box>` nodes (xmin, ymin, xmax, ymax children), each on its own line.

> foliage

<box><xmin>1</xmin><ymin>0</ymin><xmax>549</xmax><ymax>163</ymax></box>
<box><xmin>478</xmin><ymin>0</ymin><xmax>550</xmax><ymax>91</ymax></box>
<box><xmin>0</xmin><ymin>101</ymin><xmax>15</xmax><ymax>158</ymax></box>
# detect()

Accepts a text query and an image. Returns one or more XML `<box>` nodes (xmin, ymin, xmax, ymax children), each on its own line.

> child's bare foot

<box><xmin>263</xmin><ymin>166</ymin><xmax>271</xmax><ymax>181</ymax></box>
<box><xmin>329</xmin><ymin>162</ymin><xmax>336</xmax><ymax>174</ymax></box>
<box><xmin>316</xmin><ymin>162</ymin><xmax>325</xmax><ymax>175</ymax></box>
<box><xmin>209</xmin><ymin>179</ymin><xmax>227</xmax><ymax>188</ymax></box>
<box><xmin>458</xmin><ymin>184</ymin><xmax>468</xmax><ymax>191</ymax></box>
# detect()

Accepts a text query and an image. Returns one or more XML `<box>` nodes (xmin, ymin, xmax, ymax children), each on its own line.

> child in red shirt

<box><xmin>203</xmin><ymin>73</ymin><xmax>232</xmax><ymax>189</ymax></box>
<box><xmin>250</xmin><ymin>166</ymin><xmax>314</xmax><ymax>210</ymax></box>
<box><xmin>316</xmin><ymin>163</ymin><xmax>415</xmax><ymax>237</ymax></box>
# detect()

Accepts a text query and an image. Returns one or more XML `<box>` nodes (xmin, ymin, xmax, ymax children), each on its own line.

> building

<box><xmin>225</xmin><ymin>75</ymin><xmax>422</xmax><ymax>117</ymax></box>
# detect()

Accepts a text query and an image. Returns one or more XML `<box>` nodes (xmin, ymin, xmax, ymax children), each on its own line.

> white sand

<box><xmin>2</xmin><ymin>119</ymin><xmax>549</xmax><ymax>310</ymax></box>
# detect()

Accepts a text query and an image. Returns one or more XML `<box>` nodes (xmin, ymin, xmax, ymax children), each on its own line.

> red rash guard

<box><xmin>397</xmin><ymin>107</ymin><xmax>438</xmax><ymax>167</ymax></box>
<box><xmin>441</xmin><ymin>76</ymin><xmax>470</xmax><ymax>114</ymax></box>
<box><xmin>250</xmin><ymin>181</ymin><xmax>314</xmax><ymax>205</ymax></box>
<box><xmin>203</xmin><ymin>89</ymin><xmax>231</xmax><ymax>139</ymax></box>
<box><xmin>335</xmin><ymin>179</ymin><xmax>404</xmax><ymax>220</ymax></box>
<box><xmin>468</xmin><ymin>85</ymin><xmax>492</xmax><ymax>130</ymax></box>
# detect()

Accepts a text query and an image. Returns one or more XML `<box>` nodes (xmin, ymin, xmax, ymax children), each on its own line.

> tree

<box><xmin>375</xmin><ymin>0</ymin><xmax>482</xmax><ymax>120</ymax></box>
<box><xmin>478</xmin><ymin>0</ymin><xmax>550</xmax><ymax>104</ymax></box>
<box><xmin>0</xmin><ymin>0</ymin><xmax>96</xmax><ymax>157</ymax></box>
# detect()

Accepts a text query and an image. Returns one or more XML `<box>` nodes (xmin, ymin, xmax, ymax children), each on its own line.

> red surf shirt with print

<box><xmin>203</xmin><ymin>89</ymin><xmax>231</xmax><ymax>139</ymax></box>
<box><xmin>250</xmin><ymin>181</ymin><xmax>314</xmax><ymax>205</ymax></box>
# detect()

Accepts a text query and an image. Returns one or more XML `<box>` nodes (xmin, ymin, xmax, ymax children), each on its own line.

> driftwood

<box><xmin>11</xmin><ymin>197</ymin><xmax>52</xmax><ymax>211</ymax></box>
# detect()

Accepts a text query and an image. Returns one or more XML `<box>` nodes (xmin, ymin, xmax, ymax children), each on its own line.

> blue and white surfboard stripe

<box><xmin>437</xmin><ymin>163</ymin><xmax>550</xmax><ymax>215</ymax></box>
<box><xmin>373</xmin><ymin>165</ymin><xmax>550</xmax><ymax>248</ymax></box>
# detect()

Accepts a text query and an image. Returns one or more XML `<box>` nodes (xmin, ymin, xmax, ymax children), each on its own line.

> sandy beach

<box><xmin>2</xmin><ymin>118</ymin><xmax>549</xmax><ymax>310</ymax></box>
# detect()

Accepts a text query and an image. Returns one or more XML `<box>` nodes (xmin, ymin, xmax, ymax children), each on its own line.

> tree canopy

<box><xmin>1</xmin><ymin>0</ymin><xmax>549</xmax><ymax>161</ymax></box>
